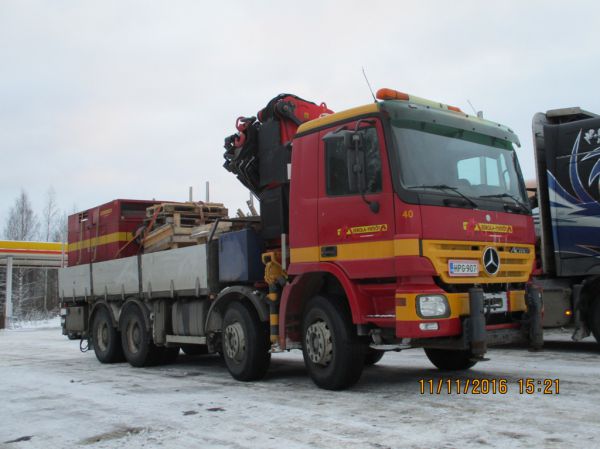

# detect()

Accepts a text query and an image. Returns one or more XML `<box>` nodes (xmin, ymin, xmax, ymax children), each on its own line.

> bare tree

<box><xmin>42</xmin><ymin>187</ymin><xmax>59</xmax><ymax>242</ymax></box>
<box><xmin>39</xmin><ymin>188</ymin><xmax>72</xmax><ymax>313</ymax></box>
<box><xmin>3</xmin><ymin>189</ymin><xmax>39</xmax><ymax>241</ymax></box>
<box><xmin>3</xmin><ymin>190</ymin><xmax>40</xmax><ymax>320</ymax></box>
<box><xmin>51</xmin><ymin>211</ymin><xmax>68</xmax><ymax>244</ymax></box>
<box><xmin>39</xmin><ymin>188</ymin><xmax>60</xmax><ymax>313</ymax></box>
<box><xmin>0</xmin><ymin>268</ymin><xmax>5</xmax><ymax>327</ymax></box>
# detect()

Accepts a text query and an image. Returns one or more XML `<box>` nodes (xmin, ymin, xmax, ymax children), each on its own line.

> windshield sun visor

<box><xmin>381</xmin><ymin>101</ymin><xmax>521</xmax><ymax>148</ymax></box>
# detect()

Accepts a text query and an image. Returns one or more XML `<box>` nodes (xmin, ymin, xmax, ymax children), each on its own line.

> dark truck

<box><xmin>532</xmin><ymin>107</ymin><xmax>600</xmax><ymax>342</ymax></box>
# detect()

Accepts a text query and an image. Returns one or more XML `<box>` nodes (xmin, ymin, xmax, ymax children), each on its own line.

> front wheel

<box><xmin>222</xmin><ymin>301</ymin><xmax>271</xmax><ymax>381</ymax></box>
<box><xmin>302</xmin><ymin>295</ymin><xmax>365</xmax><ymax>390</ymax></box>
<box><xmin>424</xmin><ymin>348</ymin><xmax>477</xmax><ymax>371</ymax></box>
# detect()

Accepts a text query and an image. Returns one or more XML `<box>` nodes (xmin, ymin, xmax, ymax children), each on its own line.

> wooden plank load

<box><xmin>142</xmin><ymin>202</ymin><xmax>228</xmax><ymax>253</ymax></box>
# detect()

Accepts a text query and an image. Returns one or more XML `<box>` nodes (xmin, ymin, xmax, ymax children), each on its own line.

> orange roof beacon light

<box><xmin>376</xmin><ymin>88</ymin><xmax>409</xmax><ymax>101</ymax></box>
<box><xmin>376</xmin><ymin>87</ymin><xmax>464</xmax><ymax>114</ymax></box>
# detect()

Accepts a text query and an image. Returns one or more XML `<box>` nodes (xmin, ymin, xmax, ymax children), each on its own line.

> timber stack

<box><xmin>143</xmin><ymin>201</ymin><xmax>228</xmax><ymax>253</ymax></box>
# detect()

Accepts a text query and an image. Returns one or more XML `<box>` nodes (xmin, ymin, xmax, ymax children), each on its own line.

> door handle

<box><xmin>321</xmin><ymin>246</ymin><xmax>338</xmax><ymax>258</ymax></box>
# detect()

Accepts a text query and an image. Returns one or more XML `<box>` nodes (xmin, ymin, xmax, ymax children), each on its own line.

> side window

<box><xmin>325</xmin><ymin>127</ymin><xmax>382</xmax><ymax>196</ymax></box>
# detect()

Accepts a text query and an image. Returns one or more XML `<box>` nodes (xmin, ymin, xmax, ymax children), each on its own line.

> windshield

<box><xmin>391</xmin><ymin>122</ymin><xmax>528</xmax><ymax>208</ymax></box>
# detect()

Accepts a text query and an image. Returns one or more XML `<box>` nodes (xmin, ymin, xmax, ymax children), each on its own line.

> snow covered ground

<box><xmin>1</xmin><ymin>324</ymin><xmax>599</xmax><ymax>449</ymax></box>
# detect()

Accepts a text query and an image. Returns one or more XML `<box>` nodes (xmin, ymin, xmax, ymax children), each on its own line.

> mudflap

<box><xmin>468</xmin><ymin>287</ymin><xmax>486</xmax><ymax>357</ymax></box>
<box><xmin>525</xmin><ymin>284</ymin><xmax>544</xmax><ymax>350</ymax></box>
<box><xmin>571</xmin><ymin>283</ymin><xmax>591</xmax><ymax>341</ymax></box>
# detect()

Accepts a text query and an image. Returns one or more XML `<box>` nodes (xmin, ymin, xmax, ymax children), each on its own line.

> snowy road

<box><xmin>1</xmin><ymin>323</ymin><xmax>599</xmax><ymax>449</ymax></box>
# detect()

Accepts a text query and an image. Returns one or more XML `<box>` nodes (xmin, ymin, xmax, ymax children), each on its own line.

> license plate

<box><xmin>484</xmin><ymin>292</ymin><xmax>508</xmax><ymax>313</ymax></box>
<box><xmin>448</xmin><ymin>260</ymin><xmax>479</xmax><ymax>277</ymax></box>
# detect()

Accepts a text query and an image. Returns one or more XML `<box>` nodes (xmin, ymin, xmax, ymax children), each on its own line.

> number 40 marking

<box><xmin>402</xmin><ymin>210</ymin><xmax>414</xmax><ymax>219</ymax></box>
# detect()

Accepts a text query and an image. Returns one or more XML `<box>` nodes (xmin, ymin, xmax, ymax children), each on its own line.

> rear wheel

<box><xmin>424</xmin><ymin>348</ymin><xmax>477</xmax><ymax>371</ymax></box>
<box><xmin>302</xmin><ymin>295</ymin><xmax>365</xmax><ymax>390</ymax></box>
<box><xmin>120</xmin><ymin>304</ymin><xmax>162</xmax><ymax>367</ymax></box>
<box><xmin>91</xmin><ymin>307</ymin><xmax>124</xmax><ymax>363</ymax></box>
<box><xmin>222</xmin><ymin>301</ymin><xmax>271</xmax><ymax>381</ymax></box>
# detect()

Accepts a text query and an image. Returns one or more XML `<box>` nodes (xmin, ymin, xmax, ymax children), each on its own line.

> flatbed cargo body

<box><xmin>59</xmin><ymin>244</ymin><xmax>210</xmax><ymax>300</ymax></box>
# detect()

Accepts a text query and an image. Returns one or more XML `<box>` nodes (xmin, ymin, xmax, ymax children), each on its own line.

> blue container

<box><xmin>218</xmin><ymin>228</ymin><xmax>264</xmax><ymax>283</ymax></box>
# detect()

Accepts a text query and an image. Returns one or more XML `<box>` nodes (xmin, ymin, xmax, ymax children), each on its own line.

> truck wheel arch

<box><xmin>279</xmin><ymin>265</ymin><xmax>369</xmax><ymax>348</ymax></box>
<box><xmin>118</xmin><ymin>299</ymin><xmax>152</xmax><ymax>332</ymax></box>
<box><xmin>89</xmin><ymin>301</ymin><xmax>119</xmax><ymax>331</ymax></box>
<box><xmin>205</xmin><ymin>286</ymin><xmax>269</xmax><ymax>334</ymax></box>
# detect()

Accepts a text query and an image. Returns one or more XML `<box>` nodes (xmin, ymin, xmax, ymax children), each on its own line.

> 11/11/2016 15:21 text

<box><xmin>418</xmin><ymin>378</ymin><xmax>560</xmax><ymax>395</ymax></box>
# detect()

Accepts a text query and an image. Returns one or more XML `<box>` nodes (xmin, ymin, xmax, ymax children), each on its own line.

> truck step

<box><xmin>165</xmin><ymin>335</ymin><xmax>207</xmax><ymax>345</ymax></box>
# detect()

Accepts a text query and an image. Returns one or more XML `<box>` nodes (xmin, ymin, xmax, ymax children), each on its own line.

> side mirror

<box><xmin>323</xmin><ymin>127</ymin><xmax>378</xmax><ymax>213</ymax></box>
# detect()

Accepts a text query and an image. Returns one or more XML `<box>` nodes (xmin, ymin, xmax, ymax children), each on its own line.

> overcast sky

<box><xmin>1</xmin><ymin>1</ymin><xmax>599</xmax><ymax>236</ymax></box>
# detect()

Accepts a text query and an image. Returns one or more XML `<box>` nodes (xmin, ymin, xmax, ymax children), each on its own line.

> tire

<box><xmin>222</xmin><ymin>301</ymin><xmax>271</xmax><ymax>381</ymax></box>
<box><xmin>424</xmin><ymin>348</ymin><xmax>477</xmax><ymax>371</ymax></box>
<box><xmin>364</xmin><ymin>348</ymin><xmax>385</xmax><ymax>366</ymax></box>
<box><xmin>181</xmin><ymin>344</ymin><xmax>209</xmax><ymax>356</ymax></box>
<box><xmin>91</xmin><ymin>307</ymin><xmax>124</xmax><ymax>363</ymax></box>
<box><xmin>590</xmin><ymin>300</ymin><xmax>600</xmax><ymax>344</ymax></box>
<box><xmin>302</xmin><ymin>295</ymin><xmax>365</xmax><ymax>390</ymax></box>
<box><xmin>120</xmin><ymin>304</ymin><xmax>162</xmax><ymax>367</ymax></box>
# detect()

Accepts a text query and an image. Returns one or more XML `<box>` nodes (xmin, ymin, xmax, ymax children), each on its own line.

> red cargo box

<box><xmin>67</xmin><ymin>199</ymin><xmax>162</xmax><ymax>266</ymax></box>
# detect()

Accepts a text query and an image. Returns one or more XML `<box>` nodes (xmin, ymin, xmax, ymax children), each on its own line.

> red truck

<box><xmin>60</xmin><ymin>88</ymin><xmax>542</xmax><ymax>390</ymax></box>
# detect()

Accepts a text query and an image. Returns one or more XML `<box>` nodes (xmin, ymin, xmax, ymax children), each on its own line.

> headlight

<box><xmin>417</xmin><ymin>295</ymin><xmax>449</xmax><ymax>318</ymax></box>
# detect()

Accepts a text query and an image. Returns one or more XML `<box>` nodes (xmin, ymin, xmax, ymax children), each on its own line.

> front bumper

<box><xmin>395</xmin><ymin>285</ymin><xmax>542</xmax><ymax>352</ymax></box>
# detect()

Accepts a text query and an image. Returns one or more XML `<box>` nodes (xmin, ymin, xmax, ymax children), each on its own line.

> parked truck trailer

<box><xmin>532</xmin><ymin>107</ymin><xmax>600</xmax><ymax>342</ymax></box>
<box><xmin>60</xmin><ymin>88</ymin><xmax>542</xmax><ymax>390</ymax></box>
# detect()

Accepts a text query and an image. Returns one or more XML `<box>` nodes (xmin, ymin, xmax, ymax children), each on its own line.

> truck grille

<box><xmin>422</xmin><ymin>240</ymin><xmax>534</xmax><ymax>284</ymax></box>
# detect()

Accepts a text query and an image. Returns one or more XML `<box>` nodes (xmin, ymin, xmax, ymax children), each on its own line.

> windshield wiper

<box><xmin>479</xmin><ymin>193</ymin><xmax>529</xmax><ymax>212</ymax></box>
<box><xmin>407</xmin><ymin>184</ymin><xmax>478</xmax><ymax>208</ymax></box>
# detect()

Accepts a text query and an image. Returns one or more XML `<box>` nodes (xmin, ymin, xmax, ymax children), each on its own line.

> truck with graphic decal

<box><xmin>532</xmin><ymin>107</ymin><xmax>600</xmax><ymax>342</ymax></box>
<box><xmin>60</xmin><ymin>89</ymin><xmax>542</xmax><ymax>390</ymax></box>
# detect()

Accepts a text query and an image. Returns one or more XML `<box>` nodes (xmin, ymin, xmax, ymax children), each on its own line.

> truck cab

<box><xmin>279</xmin><ymin>89</ymin><xmax>540</xmax><ymax>388</ymax></box>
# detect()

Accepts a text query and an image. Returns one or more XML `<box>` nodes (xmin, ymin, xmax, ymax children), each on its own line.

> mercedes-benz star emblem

<box><xmin>482</xmin><ymin>247</ymin><xmax>500</xmax><ymax>276</ymax></box>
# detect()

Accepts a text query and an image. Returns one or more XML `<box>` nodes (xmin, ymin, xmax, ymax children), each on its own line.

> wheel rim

<box><xmin>305</xmin><ymin>320</ymin><xmax>333</xmax><ymax>366</ymax></box>
<box><xmin>224</xmin><ymin>322</ymin><xmax>246</xmax><ymax>363</ymax></box>
<box><xmin>126</xmin><ymin>319</ymin><xmax>142</xmax><ymax>354</ymax></box>
<box><xmin>96</xmin><ymin>321</ymin><xmax>109</xmax><ymax>352</ymax></box>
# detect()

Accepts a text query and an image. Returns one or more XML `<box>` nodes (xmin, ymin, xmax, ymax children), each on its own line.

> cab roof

<box><xmin>296</xmin><ymin>88</ymin><xmax>520</xmax><ymax>147</ymax></box>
